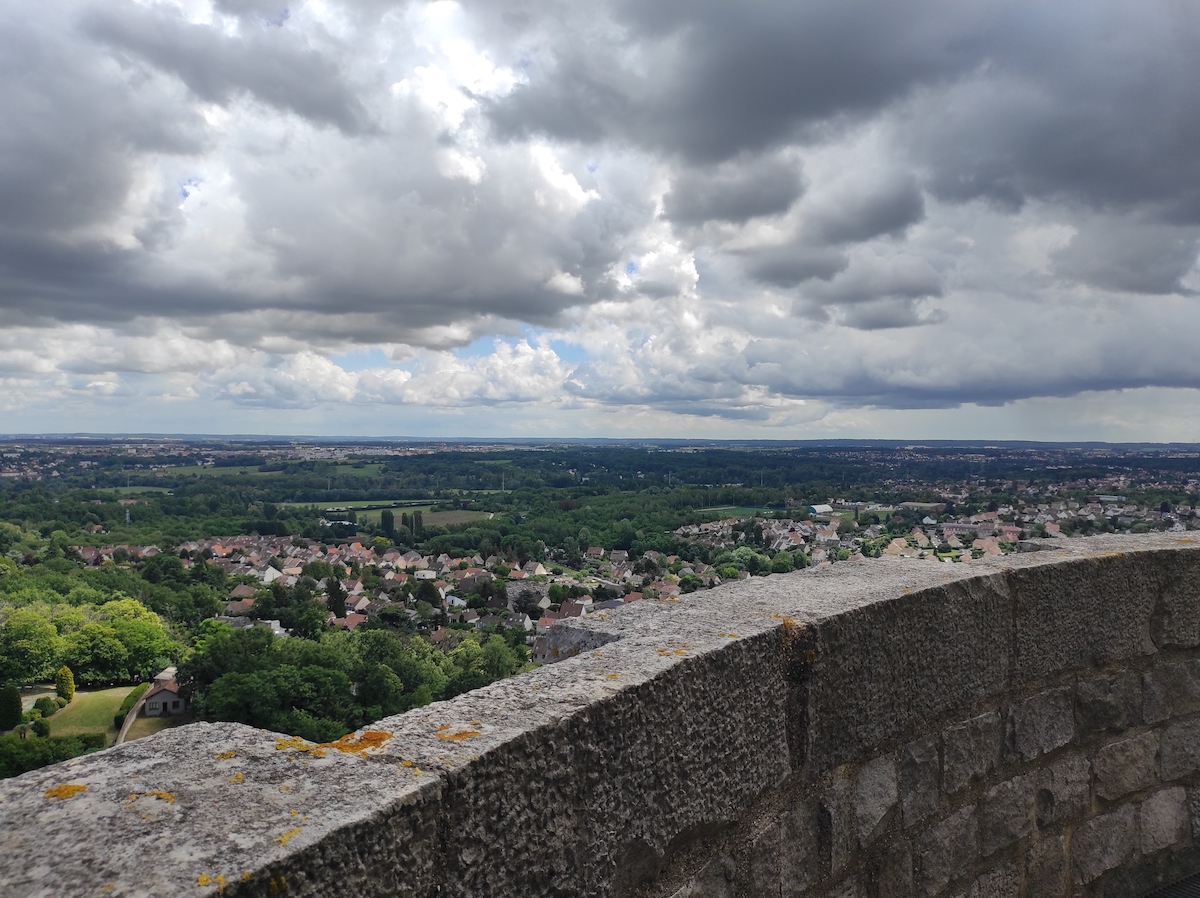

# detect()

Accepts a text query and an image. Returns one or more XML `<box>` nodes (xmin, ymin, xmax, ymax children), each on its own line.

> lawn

<box><xmin>124</xmin><ymin>714</ymin><xmax>189</xmax><ymax>743</ymax></box>
<box><xmin>47</xmin><ymin>686</ymin><xmax>136</xmax><ymax>744</ymax></box>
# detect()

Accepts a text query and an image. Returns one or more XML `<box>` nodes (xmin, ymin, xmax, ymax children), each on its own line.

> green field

<box><xmin>124</xmin><ymin>714</ymin><xmax>188</xmax><ymax>743</ymax></box>
<box><xmin>167</xmin><ymin>464</ymin><xmax>280</xmax><ymax>476</ymax></box>
<box><xmin>47</xmin><ymin>686</ymin><xmax>136</xmax><ymax>744</ymax></box>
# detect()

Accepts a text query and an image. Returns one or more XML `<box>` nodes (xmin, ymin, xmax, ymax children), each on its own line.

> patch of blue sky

<box><xmin>330</xmin><ymin>348</ymin><xmax>393</xmax><ymax>371</ymax></box>
<box><xmin>548</xmin><ymin>340</ymin><xmax>588</xmax><ymax>364</ymax></box>
<box><xmin>451</xmin><ymin>337</ymin><xmax>497</xmax><ymax>359</ymax></box>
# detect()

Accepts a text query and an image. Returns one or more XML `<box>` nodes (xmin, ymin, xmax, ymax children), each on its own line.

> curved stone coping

<box><xmin>1</xmin><ymin>534</ymin><xmax>1198</xmax><ymax>897</ymax></box>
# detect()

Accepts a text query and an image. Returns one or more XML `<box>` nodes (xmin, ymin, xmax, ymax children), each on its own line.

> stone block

<box><xmin>944</xmin><ymin>712</ymin><xmax>1001</xmax><ymax>793</ymax></box>
<box><xmin>868</xmin><ymin>841</ymin><xmax>912</xmax><ymax>898</ymax></box>
<box><xmin>823</xmin><ymin>772</ymin><xmax>856</xmax><ymax>876</ymax></box>
<box><xmin>1161</xmin><ymin>719</ymin><xmax>1200</xmax><ymax>781</ymax></box>
<box><xmin>1036</xmin><ymin>753</ymin><xmax>1091</xmax><ymax>829</ymax></box>
<box><xmin>981</xmin><ymin>774</ymin><xmax>1034</xmax><ymax>856</ymax></box>
<box><xmin>967</xmin><ymin>862</ymin><xmax>1019</xmax><ymax>898</ymax></box>
<box><xmin>1093</xmin><ymin>732</ymin><xmax>1159</xmax><ymax>800</ymax></box>
<box><xmin>1140</xmin><ymin>787</ymin><xmax>1191</xmax><ymax>855</ymax></box>
<box><xmin>857</xmin><ymin>755</ymin><xmax>898</xmax><ymax>844</ymax></box>
<box><xmin>1007</xmin><ymin>687</ymin><xmax>1074</xmax><ymax>762</ymax></box>
<box><xmin>1026</xmin><ymin>834</ymin><xmax>1066</xmax><ymax>897</ymax></box>
<box><xmin>1192</xmin><ymin>787</ymin><xmax>1200</xmax><ymax>843</ymax></box>
<box><xmin>671</xmin><ymin>855</ymin><xmax>736</xmax><ymax>898</ymax></box>
<box><xmin>1150</xmin><ymin>559</ymin><xmax>1200</xmax><ymax>649</ymax></box>
<box><xmin>901</xmin><ymin>734</ymin><xmax>940</xmax><ymax>828</ymax></box>
<box><xmin>782</xmin><ymin>798</ymin><xmax>823</xmax><ymax>897</ymax></box>
<box><xmin>1071</xmin><ymin>805</ymin><xmax>1136</xmax><ymax>884</ymax></box>
<box><xmin>919</xmin><ymin>805</ymin><xmax>978</xmax><ymax>896</ymax></box>
<box><xmin>1075</xmin><ymin>670</ymin><xmax>1140</xmax><ymax>737</ymax></box>
<box><xmin>750</xmin><ymin>820</ymin><xmax>783</xmax><ymax>897</ymax></box>
<box><xmin>1011</xmin><ymin>555</ymin><xmax>1157</xmax><ymax>682</ymax></box>
<box><xmin>1143</xmin><ymin>660</ymin><xmax>1200</xmax><ymax>724</ymax></box>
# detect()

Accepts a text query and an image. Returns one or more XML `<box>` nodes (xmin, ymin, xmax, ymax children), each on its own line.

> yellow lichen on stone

<box><xmin>228</xmin><ymin>772</ymin><xmax>244</xmax><ymax>784</ymax></box>
<box><xmin>100</xmin><ymin>883</ymin><xmax>115</xmax><ymax>893</ymax></box>
<box><xmin>214</xmin><ymin>750</ymin><xmax>236</xmax><ymax>760</ymax></box>
<box><xmin>605</xmin><ymin>673</ymin><xmax>619</xmax><ymax>679</ymax></box>
<box><xmin>198</xmin><ymin>874</ymin><xmax>211</xmax><ymax>886</ymax></box>
<box><xmin>279</xmin><ymin>785</ymin><xmax>292</xmax><ymax>792</ymax></box>
<box><xmin>242</xmin><ymin>872</ymin><xmax>252</xmax><ymax>883</ymax></box>
<box><xmin>435</xmin><ymin>729</ymin><xmax>481</xmax><ymax>741</ymax></box>
<box><xmin>145</xmin><ymin>790</ymin><xmax>176</xmax><ymax>803</ymax></box>
<box><xmin>44</xmin><ymin>783</ymin><xmax>87</xmax><ymax>800</ymax></box>
<box><xmin>400</xmin><ymin>759</ymin><xmax>414</xmax><ymax>767</ymax></box>
<box><xmin>323</xmin><ymin>730</ymin><xmax>391</xmax><ymax>755</ymax></box>
<box><xmin>274</xmin><ymin>827</ymin><xmax>302</xmax><ymax>846</ymax></box>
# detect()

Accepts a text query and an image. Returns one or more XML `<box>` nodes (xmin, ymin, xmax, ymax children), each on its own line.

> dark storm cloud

<box><xmin>485</xmin><ymin>0</ymin><xmax>990</xmax><ymax>162</ymax></box>
<box><xmin>83</xmin><ymin>4</ymin><xmax>372</xmax><ymax>134</ymax></box>
<box><xmin>806</xmin><ymin>177</ymin><xmax>925</xmax><ymax>245</ymax></box>
<box><xmin>1053</xmin><ymin>220</ymin><xmax>1200</xmax><ymax>296</ymax></box>
<box><xmin>662</xmin><ymin>156</ymin><xmax>803</xmax><ymax>225</ymax></box>
<box><xmin>740</xmin><ymin>245</ymin><xmax>848</xmax><ymax>288</ymax></box>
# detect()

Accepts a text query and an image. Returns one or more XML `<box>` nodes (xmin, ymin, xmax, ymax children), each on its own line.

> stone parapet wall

<box><xmin>2</xmin><ymin>535</ymin><xmax>1199</xmax><ymax>897</ymax></box>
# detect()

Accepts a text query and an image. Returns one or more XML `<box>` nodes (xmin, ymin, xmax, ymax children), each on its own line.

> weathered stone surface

<box><xmin>1026</xmin><ymin>834</ymin><xmax>1066</xmax><ymax>897</ymax></box>
<box><xmin>1192</xmin><ymin>787</ymin><xmax>1200</xmax><ymax>843</ymax></box>
<box><xmin>670</xmin><ymin>855</ymin><xmax>736</xmax><ymax>898</ymax></box>
<box><xmin>1007</xmin><ymin>687</ymin><xmax>1074</xmax><ymax>761</ymax></box>
<box><xmin>868</xmin><ymin>841</ymin><xmax>913</xmax><ymax>898</ymax></box>
<box><xmin>967</xmin><ymin>863</ymin><xmax>1019</xmax><ymax>898</ymax></box>
<box><xmin>919</xmin><ymin>805</ymin><xmax>978</xmax><ymax>896</ymax></box>
<box><xmin>1143</xmin><ymin>659</ymin><xmax>1200</xmax><ymax>724</ymax></box>
<box><xmin>1140</xmin><ymin>787</ymin><xmax>1191</xmax><ymax>855</ymax></box>
<box><xmin>782</xmin><ymin>799</ymin><xmax>823</xmax><ymax>897</ymax></box>
<box><xmin>806</xmin><ymin>575</ymin><xmax>1011</xmax><ymax>770</ymax></box>
<box><xmin>1036</xmin><ymin>753</ymin><xmax>1091</xmax><ymax>828</ymax></box>
<box><xmin>1011</xmin><ymin>551</ymin><xmax>1159</xmax><ymax>681</ymax></box>
<box><xmin>901</xmin><ymin>734</ymin><xmax>940</xmax><ymax>829</ymax></box>
<box><xmin>857</xmin><ymin>755</ymin><xmax>899</xmax><ymax>844</ymax></box>
<box><xmin>1161</xmin><ymin>719</ymin><xmax>1200</xmax><ymax>781</ymax></box>
<box><xmin>1093</xmin><ymin>731</ymin><xmax>1159</xmax><ymax>800</ymax></box>
<box><xmin>1076</xmin><ymin>670</ymin><xmax>1141</xmax><ymax>736</ymax></box>
<box><xmin>1071</xmin><ymin>805</ymin><xmax>1136</xmax><ymax>884</ymax></box>
<box><xmin>981</xmin><ymin>774</ymin><xmax>1034</xmax><ymax>856</ymax></box>
<box><xmin>1150</xmin><ymin>558</ymin><xmax>1200</xmax><ymax>649</ymax></box>
<box><xmin>824</xmin><ymin>771</ymin><xmax>857</xmax><ymax>876</ymax></box>
<box><xmin>944</xmin><ymin>712</ymin><xmax>1002</xmax><ymax>793</ymax></box>
<box><xmin>749</xmin><ymin>820</ymin><xmax>783</xmax><ymax>897</ymax></box>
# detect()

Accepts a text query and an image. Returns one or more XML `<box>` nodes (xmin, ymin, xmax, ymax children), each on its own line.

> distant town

<box><xmin>3</xmin><ymin>436</ymin><xmax>1199</xmax><ymax>777</ymax></box>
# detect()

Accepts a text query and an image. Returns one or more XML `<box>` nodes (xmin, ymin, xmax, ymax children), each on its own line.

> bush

<box><xmin>30</xmin><ymin>718</ymin><xmax>50</xmax><ymax>738</ymax></box>
<box><xmin>113</xmin><ymin>682</ymin><xmax>150</xmax><ymax>728</ymax></box>
<box><xmin>0</xmin><ymin>732</ymin><xmax>105</xmax><ymax>779</ymax></box>
<box><xmin>33</xmin><ymin>696</ymin><xmax>58</xmax><ymax>718</ymax></box>
<box><xmin>55</xmin><ymin>666</ymin><xmax>75</xmax><ymax>702</ymax></box>
<box><xmin>54</xmin><ymin>696</ymin><xmax>68</xmax><ymax>709</ymax></box>
<box><xmin>0</xmin><ymin>686</ymin><xmax>21</xmax><ymax>731</ymax></box>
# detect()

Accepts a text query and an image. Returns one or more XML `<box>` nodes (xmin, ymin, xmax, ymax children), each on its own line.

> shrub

<box><xmin>55</xmin><ymin>666</ymin><xmax>75</xmax><ymax>703</ymax></box>
<box><xmin>30</xmin><ymin>718</ymin><xmax>50</xmax><ymax>738</ymax></box>
<box><xmin>0</xmin><ymin>686</ymin><xmax>20</xmax><ymax>730</ymax></box>
<box><xmin>33</xmin><ymin>696</ymin><xmax>58</xmax><ymax>718</ymax></box>
<box><xmin>54</xmin><ymin>696</ymin><xmax>68</xmax><ymax>709</ymax></box>
<box><xmin>113</xmin><ymin>682</ymin><xmax>150</xmax><ymax>728</ymax></box>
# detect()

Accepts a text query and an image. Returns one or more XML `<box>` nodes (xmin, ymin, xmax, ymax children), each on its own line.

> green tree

<box><xmin>380</xmin><ymin>510</ymin><xmax>395</xmax><ymax>538</ymax></box>
<box><xmin>0</xmin><ymin>685</ymin><xmax>21</xmax><ymax>730</ymax></box>
<box><xmin>55</xmin><ymin>666</ymin><xmax>75</xmax><ymax>702</ymax></box>
<box><xmin>326</xmin><ymin>578</ymin><xmax>347</xmax><ymax>620</ymax></box>
<box><xmin>0</xmin><ymin>609</ymin><xmax>62</xmax><ymax>683</ymax></box>
<box><xmin>30</xmin><ymin>717</ymin><xmax>50</xmax><ymax>738</ymax></box>
<box><xmin>63</xmin><ymin>623</ymin><xmax>130</xmax><ymax>684</ymax></box>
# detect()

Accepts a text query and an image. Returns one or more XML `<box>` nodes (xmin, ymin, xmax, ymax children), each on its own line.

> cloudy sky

<box><xmin>3</xmin><ymin>0</ymin><xmax>1200</xmax><ymax>439</ymax></box>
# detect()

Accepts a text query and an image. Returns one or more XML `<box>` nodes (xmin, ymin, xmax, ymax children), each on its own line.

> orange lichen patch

<box><xmin>530</xmin><ymin>684</ymin><xmax>541</xmax><ymax>690</ymax></box>
<box><xmin>198</xmin><ymin>874</ymin><xmax>211</xmax><ymax>886</ymax></box>
<box><xmin>242</xmin><ymin>872</ymin><xmax>252</xmax><ymax>883</ymax></box>
<box><xmin>437</xmin><ymin>723</ymin><xmax>449</xmax><ymax>731</ymax></box>
<box><xmin>399</xmin><ymin>759</ymin><xmax>414</xmax><ymax>767</ymax></box>
<box><xmin>274</xmin><ymin>827</ymin><xmax>302</xmax><ymax>846</ymax></box>
<box><xmin>145</xmin><ymin>790</ymin><xmax>176</xmax><ymax>803</ymax></box>
<box><xmin>228</xmin><ymin>773</ymin><xmax>244</xmax><ymax>784</ymax></box>
<box><xmin>268</xmin><ymin>875</ymin><xmax>287</xmax><ymax>895</ymax></box>
<box><xmin>44</xmin><ymin>783</ymin><xmax>87</xmax><ymax>800</ymax></box>
<box><xmin>214</xmin><ymin>750</ymin><xmax>236</xmax><ymax>760</ymax></box>
<box><xmin>279</xmin><ymin>785</ymin><xmax>292</xmax><ymax>793</ymax></box>
<box><xmin>100</xmin><ymin>884</ymin><xmax>115</xmax><ymax>893</ymax></box>
<box><xmin>197</xmin><ymin>873</ymin><xmax>226</xmax><ymax>890</ymax></box>
<box><xmin>323</xmin><ymin>730</ymin><xmax>391</xmax><ymax>756</ymax></box>
<box><xmin>274</xmin><ymin>735</ymin><xmax>325</xmax><ymax>757</ymax></box>
<box><xmin>468</xmin><ymin>720</ymin><xmax>481</xmax><ymax>726</ymax></box>
<box><xmin>289</xmin><ymin>809</ymin><xmax>301</xmax><ymax>816</ymax></box>
<box><xmin>605</xmin><ymin>673</ymin><xmax>620</xmax><ymax>680</ymax></box>
<box><xmin>435</xmin><ymin>729</ymin><xmax>481</xmax><ymax>741</ymax></box>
